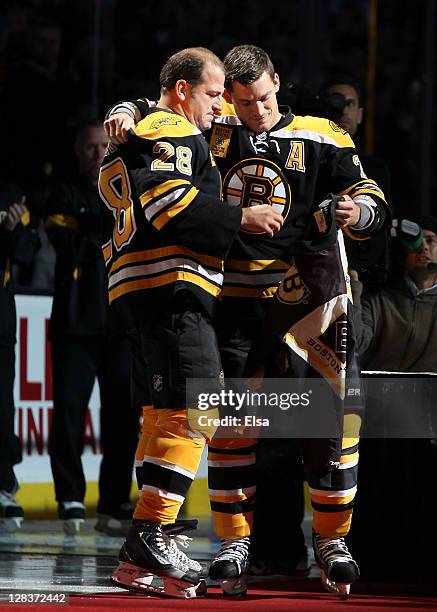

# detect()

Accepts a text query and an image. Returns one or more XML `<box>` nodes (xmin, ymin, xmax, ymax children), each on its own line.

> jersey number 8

<box><xmin>99</xmin><ymin>157</ymin><xmax>137</xmax><ymax>251</ymax></box>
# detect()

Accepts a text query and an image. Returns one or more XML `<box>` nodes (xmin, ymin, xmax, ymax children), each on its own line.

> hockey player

<box><xmin>104</xmin><ymin>45</ymin><xmax>389</xmax><ymax>599</ymax></box>
<box><xmin>99</xmin><ymin>47</ymin><xmax>282</xmax><ymax>598</ymax></box>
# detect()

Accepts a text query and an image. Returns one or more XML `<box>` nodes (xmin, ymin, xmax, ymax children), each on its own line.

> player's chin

<box><xmin>203</xmin><ymin>115</ymin><xmax>215</xmax><ymax>129</ymax></box>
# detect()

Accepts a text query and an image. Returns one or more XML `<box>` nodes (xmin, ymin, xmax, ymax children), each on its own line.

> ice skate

<box><xmin>111</xmin><ymin>520</ymin><xmax>205</xmax><ymax>598</ymax></box>
<box><xmin>312</xmin><ymin>531</ymin><xmax>359</xmax><ymax>600</ymax></box>
<box><xmin>165</xmin><ymin>520</ymin><xmax>209</xmax><ymax>580</ymax></box>
<box><xmin>58</xmin><ymin>502</ymin><xmax>85</xmax><ymax>536</ymax></box>
<box><xmin>0</xmin><ymin>490</ymin><xmax>24</xmax><ymax>532</ymax></box>
<box><xmin>209</xmin><ymin>536</ymin><xmax>250</xmax><ymax>596</ymax></box>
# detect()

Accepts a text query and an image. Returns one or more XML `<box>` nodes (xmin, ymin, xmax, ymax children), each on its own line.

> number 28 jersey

<box><xmin>98</xmin><ymin>107</ymin><xmax>242</xmax><ymax>317</ymax></box>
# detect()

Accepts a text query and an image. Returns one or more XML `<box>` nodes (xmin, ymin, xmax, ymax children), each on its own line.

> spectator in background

<box><xmin>0</xmin><ymin>179</ymin><xmax>40</xmax><ymax>532</ymax></box>
<box><xmin>45</xmin><ymin>119</ymin><xmax>138</xmax><ymax>536</ymax></box>
<box><xmin>351</xmin><ymin>216</ymin><xmax>437</xmax><ymax>370</ymax></box>
<box><xmin>320</xmin><ymin>76</ymin><xmax>392</xmax><ymax>292</ymax></box>
<box><xmin>320</xmin><ymin>75</ymin><xmax>391</xmax><ymax>203</ymax></box>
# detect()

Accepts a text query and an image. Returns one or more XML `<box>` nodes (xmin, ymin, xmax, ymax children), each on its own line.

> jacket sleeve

<box><xmin>45</xmin><ymin>183</ymin><xmax>102</xmax><ymax>264</ymax></box>
<box><xmin>0</xmin><ymin>180</ymin><xmax>40</xmax><ymax>266</ymax></box>
<box><xmin>351</xmin><ymin>278</ymin><xmax>378</xmax><ymax>359</ymax></box>
<box><xmin>2</xmin><ymin>213</ymin><xmax>40</xmax><ymax>267</ymax></box>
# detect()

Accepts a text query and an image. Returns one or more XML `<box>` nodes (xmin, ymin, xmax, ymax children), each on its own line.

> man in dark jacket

<box><xmin>0</xmin><ymin>180</ymin><xmax>40</xmax><ymax>531</ymax></box>
<box><xmin>351</xmin><ymin>216</ymin><xmax>437</xmax><ymax>370</ymax></box>
<box><xmin>45</xmin><ymin>120</ymin><xmax>139</xmax><ymax>536</ymax></box>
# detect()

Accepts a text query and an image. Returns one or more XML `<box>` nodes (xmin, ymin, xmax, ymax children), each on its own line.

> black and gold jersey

<box><xmin>209</xmin><ymin>103</ymin><xmax>389</xmax><ymax>299</ymax></box>
<box><xmin>107</xmin><ymin>99</ymin><xmax>389</xmax><ymax>300</ymax></box>
<box><xmin>98</xmin><ymin>107</ymin><xmax>242</xmax><ymax>317</ymax></box>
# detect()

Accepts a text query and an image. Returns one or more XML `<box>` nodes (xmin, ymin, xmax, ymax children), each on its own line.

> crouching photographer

<box><xmin>350</xmin><ymin>216</ymin><xmax>437</xmax><ymax>369</ymax></box>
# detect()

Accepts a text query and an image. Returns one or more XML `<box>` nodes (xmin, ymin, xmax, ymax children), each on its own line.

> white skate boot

<box><xmin>58</xmin><ymin>502</ymin><xmax>85</xmax><ymax>535</ymax></box>
<box><xmin>312</xmin><ymin>531</ymin><xmax>360</xmax><ymax>600</ymax></box>
<box><xmin>111</xmin><ymin>520</ymin><xmax>206</xmax><ymax>598</ymax></box>
<box><xmin>0</xmin><ymin>489</ymin><xmax>24</xmax><ymax>532</ymax></box>
<box><xmin>209</xmin><ymin>537</ymin><xmax>250</xmax><ymax>596</ymax></box>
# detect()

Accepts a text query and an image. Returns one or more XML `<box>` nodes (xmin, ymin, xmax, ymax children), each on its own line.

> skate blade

<box><xmin>112</xmin><ymin>562</ymin><xmax>205</xmax><ymax>599</ymax></box>
<box><xmin>0</xmin><ymin>517</ymin><xmax>23</xmax><ymax>533</ymax></box>
<box><xmin>111</xmin><ymin>562</ymin><xmax>155</xmax><ymax>591</ymax></box>
<box><xmin>162</xmin><ymin>577</ymin><xmax>200</xmax><ymax>599</ymax></box>
<box><xmin>320</xmin><ymin>570</ymin><xmax>351</xmax><ymax>600</ymax></box>
<box><xmin>221</xmin><ymin>576</ymin><xmax>248</xmax><ymax>597</ymax></box>
<box><xmin>63</xmin><ymin>518</ymin><xmax>84</xmax><ymax>536</ymax></box>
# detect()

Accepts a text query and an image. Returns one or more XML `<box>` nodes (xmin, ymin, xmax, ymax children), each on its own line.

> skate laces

<box><xmin>168</xmin><ymin>534</ymin><xmax>202</xmax><ymax>572</ymax></box>
<box><xmin>214</xmin><ymin>537</ymin><xmax>250</xmax><ymax>572</ymax></box>
<box><xmin>314</xmin><ymin>533</ymin><xmax>353</xmax><ymax>565</ymax></box>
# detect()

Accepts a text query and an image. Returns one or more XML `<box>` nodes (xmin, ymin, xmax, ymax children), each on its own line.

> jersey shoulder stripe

<box><xmin>340</xmin><ymin>178</ymin><xmax>387</xmax><ymax>203</ymax></box>
<box><xmin>271</xmin><ymin>114</ymin><xmax>354</xmax><ymax>148</ymax></box>
<box><xmin>135</xmin><ymin>110</ymin><xmax>201</xmax><ymax>140</ymax></box>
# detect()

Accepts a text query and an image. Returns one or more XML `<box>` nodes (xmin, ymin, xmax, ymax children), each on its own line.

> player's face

<box><xmin>326</xmin><ymin>84</ymin><xmax>363</xmax><ymax>137</ymax></box>
<box><xmin>185</xmin><ymin>64</ymin><xmax>224</xmax><ymax>131</ymax></box>
<box><xmin>405</xmin><ymin>229</ymin><xmax>437</xmax><ymax>273</ymax></box>
<box><xmin>75</xmin><ymin>126</ymin><xmax>108</xmax><ymax>183</ymax></box>
<box><xmin>229</xmin><ymin>71</ymin><xmax>281</xmax><ymax>133</ymax></box>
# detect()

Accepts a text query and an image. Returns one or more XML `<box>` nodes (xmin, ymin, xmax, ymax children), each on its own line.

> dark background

<box><xmin>0</xmin><ymin>0</ymin><xmax>435</xmax><ymax>217</ymax></box>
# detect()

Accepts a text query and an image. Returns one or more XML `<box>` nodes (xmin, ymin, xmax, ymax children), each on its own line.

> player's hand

<box><xmin>348</xmin><ymin>268</ymin><xmax>359</xmax><ymax>282</ymax></box>
<box><xmin>103</xmin><ymin>113</ymin><xmax>135</xmax><ymax>145</ymax></box>
<box><xmin>335</xmin><ymin>195</ymin><xmax>361</xmax><ymax>228</ymax></box>
<box><xmin>3</xmin><ymin>197</ymin><xmax>27</xmax><ymax>232</ymax></box>
<box><xmin>241</xmin><ymin>205</ymin><xmax>283</xmax><ymax>237</ymax></box>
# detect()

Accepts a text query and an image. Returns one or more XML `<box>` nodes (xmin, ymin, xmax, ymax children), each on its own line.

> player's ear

<box><xmin>273</xmin><ymin>73</ymin><xmax>280</xmax><ymax>93</ymax></box>
<box><xmin>223</xmin><ymin>89</ymin><xmax>232</xmax><ymax>103</ymax></box>
<box><xmin>175</xmin><ymin>79</ymin><xmax>189</xmax><ymax>101</ymax></box>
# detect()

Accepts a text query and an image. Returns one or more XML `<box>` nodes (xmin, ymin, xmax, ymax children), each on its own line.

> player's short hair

<box><xmin>320</xmin><ymin>75</ymin><xmax>363</xmax><ymax>106</ymax></box>
<box><xmin>417</xmin><ymin>215</ymin><xmax>437</xmax><ymax>236</ymax></box>
<box><xmin>75</xmin><ymin>118</ymin><xmax>103</xmax><ymax>144</ymax></box>
<box><xmin>223</xmin><ymin>45</ymin><xmax>275</xmax><ymax>90</ymax></box>
<box><xmin>160</xmin><ymin>47</ymin><xmax>223</xmax><ymax>92</ymax></box>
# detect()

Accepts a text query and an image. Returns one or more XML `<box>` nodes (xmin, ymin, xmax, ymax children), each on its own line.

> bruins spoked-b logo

<box><xmin>223</xmin><ymin>157</ymin><xmax>291</xmax><ymax>234</ymax></box>
<box><xmin>277</xmin><ymin>259</ymin><xmax>311</xmax><ymax>305</ymax></box>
